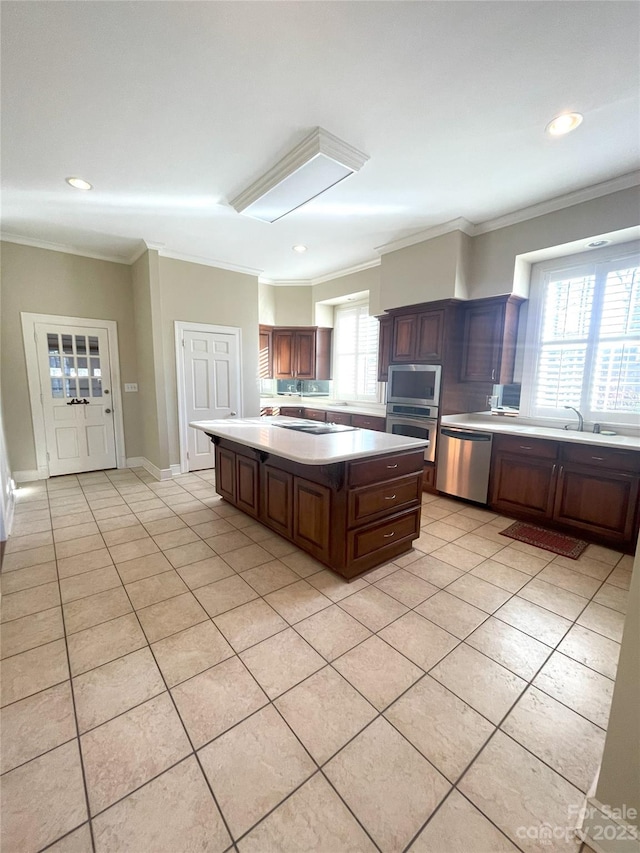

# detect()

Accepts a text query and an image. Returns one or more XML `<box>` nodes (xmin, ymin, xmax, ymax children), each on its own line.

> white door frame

<box><xmin>21</xmin><ymin>313</ymin><xmax>127</xmax><ymax>477</ymax></box>
<box><xmin>175</xmin><ymin>320</ymin><xmax>243</xmax><ymax>474</ymax></box>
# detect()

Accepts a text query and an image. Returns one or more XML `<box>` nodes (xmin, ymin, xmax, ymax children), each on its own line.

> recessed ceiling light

<box><xmin>587</xmin><ymin>239</ymin><xmax>610</xmax><ymax>248</ymax></box>
<box><xmin>545</xmin><ymin>113</ymin><xmax>583</xmax><ymax>136</ymax></box>
<box><xmin>65</xmin><ymin>177</ymin><xmax>93</xmax><ymax>190</ymax></box>
<box><xmin>292</xmin><ymin>245</ymin><xmax>307</xmax><ymax>253</ymax></box>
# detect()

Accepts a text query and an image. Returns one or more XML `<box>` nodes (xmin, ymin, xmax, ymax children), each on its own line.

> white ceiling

<box><xmin>2</xmin><ymin>1</ymin><xmax>639</xmax><ymax>282</ymax></box>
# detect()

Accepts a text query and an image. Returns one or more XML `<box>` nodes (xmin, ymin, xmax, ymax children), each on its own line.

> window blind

<box><xmin>530</xmin><ymin>260</ymin><xmax>640</xmax><ymax>421</ymax></box>
<box><xmin>333</xmin><ymin>302</ymin><xmax>379</xmax><ymax>402</ymax></box>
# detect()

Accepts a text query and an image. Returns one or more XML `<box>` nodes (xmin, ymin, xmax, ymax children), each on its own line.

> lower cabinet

<box><xmin>277</xmin><ymin>406</ymin><xmax>386</xmax><ymax>432</ymax></box>
<box><xmin>213</xmin><ymin>438</ymin><xmax>424</xmax><ymax>577</ymax></box>
<box><xmin>489</xmin><ymin>434</ymin><xmax>640</xmax><ymax>549</ymax></box>
<box><xmin>293</xmin><ymin>478</ymin><xmax>331</xmax><ymax>563</ymax></box>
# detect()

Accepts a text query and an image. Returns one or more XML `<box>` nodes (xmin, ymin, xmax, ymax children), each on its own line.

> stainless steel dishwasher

<box><xmin>436</xmin><ymin>427</ymin><xmax>493</xmax><ymax>504</ymax></box>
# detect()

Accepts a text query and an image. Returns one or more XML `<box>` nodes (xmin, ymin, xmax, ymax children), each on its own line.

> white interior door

<box><xmin>35</xmin><ymin>324</ymin><xmax>117</xmax><ymax>475</ymax></box>
<box><xmin>181</xmin><ymin>327</ymin><xmax>241</xmax><ymax>470</ymax></box>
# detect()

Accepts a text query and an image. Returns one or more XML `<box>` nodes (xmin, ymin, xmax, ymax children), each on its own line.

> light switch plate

<box><xmin>124</xmin><ymin>383</ymin><xmax>138</xmax><ymax>392</ymax></box>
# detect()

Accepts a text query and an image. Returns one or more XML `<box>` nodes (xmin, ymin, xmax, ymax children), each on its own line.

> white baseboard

<box><xmin>576</xmin><ymin>795</ymin><xmax>639</xmax><ymax>853</ymax></box>
<box><xmin>126</xmin><ymin>457</ymin><xmax>177</xmax><ymax>481</ymax></box>
<box><xmin>170</xmin><ymin>464</ymin><xmax>182</xmax><ymax>478</ymax></box>
<box><xmin>12</xmin><ymin>467</ymin><xmax>48</xmax><ymax>483</ymax></box>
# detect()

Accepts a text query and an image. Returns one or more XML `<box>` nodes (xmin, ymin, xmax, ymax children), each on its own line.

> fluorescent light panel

<box><xmin>230</xmin><ymin>127</ymin><xmax>369</xmax><ymax>223</ymax></box>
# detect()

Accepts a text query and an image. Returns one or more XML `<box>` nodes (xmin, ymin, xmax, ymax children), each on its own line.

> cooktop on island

<box><xmin>274</xmin><ymin>422</ymin><xmax>358</xmax><ymax>436</ymax></box>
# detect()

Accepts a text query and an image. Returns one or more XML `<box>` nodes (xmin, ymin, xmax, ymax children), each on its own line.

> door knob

<box><xmin>230</xmin><ymin>411</ymin><xmax>237</xmax><ymax>416</ymax></box>
<box><xmin>105</xmin><ymin>408</ymin><xmax>112</xmax><ymax>414</ymax></box>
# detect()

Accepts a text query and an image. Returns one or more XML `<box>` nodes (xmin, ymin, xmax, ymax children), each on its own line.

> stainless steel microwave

<box><xmin>386</xmin><ymin>363</ymin><xmax>442</xmax><ymax>407</ymax></box>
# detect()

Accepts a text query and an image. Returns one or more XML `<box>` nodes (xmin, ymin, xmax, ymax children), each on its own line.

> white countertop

<box><xmin>441</xmin><ymin>413</ymin><xmax>640</xmax><ymax>450</ymax></box>
<box><xmin>259</xmin><ymin>398</ymin><xmax>386</xmax><ymax>418</ymax></box>
<box><xmin>190</xmin><ymin>417</ymin><xmax>427</xmax><ymax>464</ymax></box>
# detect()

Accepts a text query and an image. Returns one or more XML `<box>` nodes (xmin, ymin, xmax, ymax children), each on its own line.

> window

<box><xmin>332</xmin><ymin>301</ymin><xmax>380</xmax><ymax>402</ymax></box>
<box><xmin>521</xmin><ymin>248</ymin><xmax>640</xmax><ymax>426</ymax></box>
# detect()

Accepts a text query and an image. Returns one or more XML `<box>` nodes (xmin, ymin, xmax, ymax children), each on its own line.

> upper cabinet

<box><xmin>391</xmin><ymin>308</ymin><xmax>445</xmax><ymax>363</ymax></box>
<box><xmin>459</xmin><ymin>295</ymin><xmax>524</xmax><ymax>383</ymax></box>
<box><xmin>258</xmin><ymin>325</ymin><xmax>273</xmax><ymax>379</ymax></box>
<box><xmin>376</xmin><ymin>315</ymin><xmax>392</xmax><ymax>381</ymax></box>
<box><xmin>272</xmin><ymin>327</ymin><xmax>332</xmax><ymax>380</ymax></box>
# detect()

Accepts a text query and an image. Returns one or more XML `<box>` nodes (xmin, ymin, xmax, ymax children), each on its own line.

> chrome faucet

<box><xmin>564</xmin><ymin>406</ymin><xmax>584</xmax><ymax>432</ymax></box>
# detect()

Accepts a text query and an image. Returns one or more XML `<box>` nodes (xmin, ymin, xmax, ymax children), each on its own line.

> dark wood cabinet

<box><xmin>259</xmin><ymin>325</ymin><xmax>273</xmax><ymax>379</ymax></box>
<box><xmin>279</xmin><ymin>406</ymin><xmax>304</xmax><ymax>418</ymax></box>
<box><xmin>459</xmin><ymin>296</ymin><xmax>523</xmax><ymax>383</ymax></box>
<box><xmin>489</xmin><ymin>434</ymin><xmax>640</xmax><ymax>550</ymax></box>
<box><xmin>490</xmin><ymin>451</ymin><xmax>557</xmax><ymax>519</ymax></box>
<box><xmin>261</xmin><ymin>465</ymin><xmax>293</xmax><ymax>538</ymax></box>
<box><xmin>272</xmin><ymin>327</ymin><xmax>332</xmax><ymax>380</ymax></box>
<box><xmin>377</xmin><ymin>315</ymin><xmax>392</xmax><ymax>382</ymax></box>
<box><xmin>350</xmin><ymin>414</ymin><xmax>386</xmax><ymax>432</ymax></box>
<box><xmin>293</xmin><ymin>477</ymin><xmax>332</xmax><ymax>562</ymax></box>
<box><xmin>236</xmin><ymin>454</ymin><xmax>259</xmax><ymax>517</ymax></box>
<box><xmin>553</xmin><ymin>445</ymin><xmax>640</xmax><ymax>545</ymax></box>
<box><xmin>327</xmin><ymin>411</ymin><xmax>351</xmax><ymax>426</ymax></box>
<box><xmin>391</xmin><ymin>309</ymin><xmax>445</xmax><ymax>363</ymax></box>
<box><xmin>210</xmin><ymin>434</ymin><xmax>424</xmax><ymax>577</ymax></box>
<box><xmin>216</xmin><ymin>447</ymin><xmax>236</xmax><ymax>502</ymax></box>
<box><xmin>303</xmin><ymin>408</ymin><xmax>327</xmax><ymax>422</ymax></box>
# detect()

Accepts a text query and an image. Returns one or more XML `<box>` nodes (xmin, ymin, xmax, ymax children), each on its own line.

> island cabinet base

<box><xmin>210</xmin><ymin>437</ymin><xmax>424</xmax><ymax>578</ymax></box>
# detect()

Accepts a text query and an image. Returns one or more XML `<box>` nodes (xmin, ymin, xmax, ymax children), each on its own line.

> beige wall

<box><xmin>469</xmin><ymin>186</ymin><xmax>640</xmax><ymax>298</ymax></box>
<box><xmin>312</xmin><ymin>266</ymin><xmax>382</xmax><ymax>318</ymax></box>
<box><xmin>273</xmin><ymin>286</ymin><xmax>313</xmax><ymax>326</ymax></box>
<box><xmin>131</xmin><ymin>251</ymin><xmax>163</xmax><ymax>468</ymax></box>
<box><xmin>0</xmin><ymin>242</ymin><xmax>141</xmax><ymax>474</ymax></box>
<box><xmin>258</xmin><ymin>283</ymin><xmax>276</xmax><ymax>325</ymax></box>
<box><xmin>593</xmin><ymin>547</ymin><xmax>640</xmax><ymax>831</ymax></box>
<box><xmin>380</xmin><ymin>230</ymin><xmax>466</xmax><ymax>309</ymax></box>
<box><xmin>158</xmin><ymin>257</ymin><xmax>260</xmax><ymax>468</ymax></box>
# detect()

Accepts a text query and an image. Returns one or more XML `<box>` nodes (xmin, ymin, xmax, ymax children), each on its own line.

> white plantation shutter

<box><xmin>333</xmin><ymin>302</ymin><xmax>379</xmax><ymax>401</ymax></box>
<box><xmin>528</xmin><ymin>256</ymin><xmax>640</xmax><ymax>424</ymax></box>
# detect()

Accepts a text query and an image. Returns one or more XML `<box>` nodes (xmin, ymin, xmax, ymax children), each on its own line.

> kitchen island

<box><xmin>190</xmin><ymin>417</ymin><xmax>427</xmax><ymax>578</ymax></box>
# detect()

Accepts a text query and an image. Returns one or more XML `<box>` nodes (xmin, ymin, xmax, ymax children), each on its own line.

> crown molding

<box><xmin>311</xmin><ymin>257</ymin><xmax>381</xmax><ymax>285</ymax></box>
<box><xmin>158</xmin><ymin>248</ymin><xmax>262</xmax><ymax>277</ymax></box>
<box><xmin>474</xmin><ymin>171</ymin><xmax>640</xmax><ymax>236</ymax></box>
<box><xmin>375</xmin><ymin>217</ymin><xmax>476</xmax><ymax>256</ymax></box>
<box><xmin>0</xmin><ymin>232</ymin><xmax>131</xmax><ymax>265</ymax></box>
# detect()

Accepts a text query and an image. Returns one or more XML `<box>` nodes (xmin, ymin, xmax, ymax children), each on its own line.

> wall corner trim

<box><xmin>126</xmin><ymin>457</ymin><xmax>177</xmax><ymax>481</ymax></box>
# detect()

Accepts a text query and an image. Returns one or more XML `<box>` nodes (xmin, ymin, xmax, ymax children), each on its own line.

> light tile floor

<box><xmin>0</xmin><ymin>468</ymin><xmax>633</xmax><ymax>853</ymax></box>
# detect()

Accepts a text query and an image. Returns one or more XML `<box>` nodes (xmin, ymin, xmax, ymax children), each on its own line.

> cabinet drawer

<box><xmin>493</xmin><ymin>434</ymin><xmax>558</xmax><ymax>460</ymax></box>
<box><xmin>327</xmin><ymin>411</ymin><xmax>351</xmax><ymax>426</ymax></box>
<box><xmin>303</xmin><ymin>408</ymin><xmax>327</xmax><ymax>422</ymax></box>
<box><xmin>560</xmin><ymin>443</ymin><xmax>640</xmax><ymax>474</ymax></box>
<box><xmin>347</xmin><ymin>509</ymin><xmax>420</xmax><ymax>561</ymax></box>
<box><xmin>351</xmin><ymin>414</ymin><xmax>386</xmax><ymax>432</ymax></box>
<box><xmin>348</xmin><ymin>450</ymin><xmax>424</xmax><ymax>487</ymax></box>
<box><xmin>279</xmin><ymin>407</ymin><xmax>303</xmax><ymax>418</ymax></box>
<box><xmin>348</xmin><ymin>475</ymin><xmax>422</xmax><ymax>526</ymax></box>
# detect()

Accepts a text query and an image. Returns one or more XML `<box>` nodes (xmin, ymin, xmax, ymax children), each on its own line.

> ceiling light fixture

<box><xmin>65</xmin><ymin>176</ymin><xmax>93</xmax><ymax>190</ymax></box>
<box><xmin>230</xmin><ymin>127</ymin><xmax>369</xmax><ymax>223</ymax></box>
<box><xmin>587</xmin><ymin>239</ymin><xmax>610</xmax><ymax>248</ymax></box>
<box><xmin>545</xmin><ymin>112</ymin><xmax>583</xmax><ymax>136</ymax></box>
<box><xmin>292</xmin><ymin>245</ymin><xmax>307</xmax><ymax>254</ymax></box>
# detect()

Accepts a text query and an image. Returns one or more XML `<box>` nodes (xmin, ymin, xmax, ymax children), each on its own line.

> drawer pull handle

<box><xmin>384</xmin><ymin>495</ymin><xmax>397</xmax><ymax>501</ymax></box>
<box><xmin>387</xmin><ymin>464</ymin><xmax>398</xmax><ymax>469</ymax></box>
<box><xmin>519</xmin><ymin>445</ymin><xmax>532</xmax><ymax>450</ymax></box>
<box><xmin>383</xmin><ymin>532</ymin><xmax>395</xmax><ymax>538</ymax></box>
<box><xmin>591</xmin><ymin>456</ymin><xmax>604</xmax><ymax>461</ymax></box>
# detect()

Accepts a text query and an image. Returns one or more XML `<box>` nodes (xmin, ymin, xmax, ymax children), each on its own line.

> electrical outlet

<box><xmin>124</xmin><ymin>383</ymin><xmax>138</xmax><ymax>392</ymax></box>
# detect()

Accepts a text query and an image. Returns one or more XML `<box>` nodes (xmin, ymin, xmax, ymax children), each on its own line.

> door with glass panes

<box><xmin>35</xmin><ymin>324</ymin><xmax>117</xmax><ymax>475</ymax></box>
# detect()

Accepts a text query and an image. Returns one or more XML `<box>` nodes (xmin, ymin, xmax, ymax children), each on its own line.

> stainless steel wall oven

<box><xmin>386</xmin><ymin>403</ymin><xmax>438</xmax><ymax>462</ymax></box>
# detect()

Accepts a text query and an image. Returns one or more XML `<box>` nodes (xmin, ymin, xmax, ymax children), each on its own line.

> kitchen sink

<box><xmin>274</xmin><ymin>423</ymin><xmax>358</xmax><ymax>436</ymax></box>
